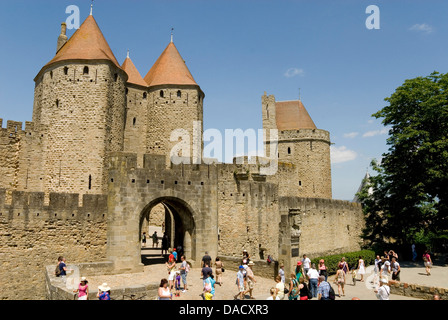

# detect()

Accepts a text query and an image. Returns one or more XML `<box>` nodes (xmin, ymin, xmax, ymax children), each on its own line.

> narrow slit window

<box><xmin>88</xmin><ymin>175</ymin><xmax>92</xmax><ymax>190</ymax></box>
<box><xmin>160</xmin><ymin>90</ymin><xmax>164</xmax><ymax>98</ymax></box>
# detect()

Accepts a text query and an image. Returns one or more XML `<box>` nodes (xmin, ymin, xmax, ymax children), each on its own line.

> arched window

<box><xmin>143</xmin><ymin>92</ymin><xmax>147</xmax><ymax>99</ymax></box>
<box><xmin>83</xmin><ymin>66</ymin><xmax>89</xmax><ymax>75</ymax></box>
<box><xmin>64</xmin><ymin>67</ymin><xmax>68</xmax><ymax>75</ymax></box>
<box><xmin>177</xmin><ymin>90</ymin><xmax>181</xmax><ymax>98</ymax></box>
<box><xmin>160</xmin><ymin>90</ymin><xmax>164</xmax><ymax>98</ymax></box>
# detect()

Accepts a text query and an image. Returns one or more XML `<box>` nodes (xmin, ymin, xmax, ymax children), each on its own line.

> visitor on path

<box><xmin>176</xmin><ymin>245</ymin><xmax>183</xmax><ymax>261</ymax></box>
<box><xmin>317</xmin><ymin>275</ymin><xmax>331</xmax><ymax>300</ymax></box>
<box><xmin>278</xmin><ymin>264</ymin><xmax>285</xmax><ymax>283</ymax></box>
<box><xmin>351</xmin><ymin>268</ymin><xmax>357</xmax><ymax>286</ymax></box>
<box><xmin>288</xmin><ymin>272</ymin><xmax>300</xmax><ymax>300</ymax></box>
<box><xmin>158</xmin><ymin>278</ymin><xmax>172</xmax><ymax>300</ymax></box>
<box><xmin>152</xmin><ymin>231</ymin><xmax>158</xmax><ymax>248</ymax></box>
<box><xmin>201</xmin><ymin>251</ymin><xmax>212</xmax><ymax>268</ymax></box>
<box><xmin>335</xmin><ymin>263</ymin><xmax>346</xmax><ymax>297</ymax></box>
<box><xmin>318</xmin><ymin>259</ymin><xmax>328</xmax><ymax>282</ymax></box>
<box><xmin>58</xmin><ymin>256</ymin><xmax>72</xmax><ymax>278</ymax></box>
<box><xmin>302</xmin><ymin>254</ymin><xmax>311</xmax><ymax>276</ymax></box>
<box><xmin>234</xmin><ymin>266</ymin><xmax>246</xmax><ymax>300</ymax></box>
<box><xmin>174</xmin><ymin>271</ymin><xmax>181</xmax><ymax>297</ymax></box>
<box><xmin>242</xmin><ymin>249</ymin><xmax>250</xmax><ymax>265</ymax></box>
<box><xmin>209</xmin><ymin>273</ymin><xmax>216</xmax><ymax>299</ymax></box>
<box><xmin>383</xmin><ymin>251</ymin><xmax>390</xmax><ymax>261</ymax></box>
<box><xmin>298</xmin><ymin>277</ymin><xmax>311</xmax><ymax>300</ymax></box>
<box><xmin>411</xmin><ymin>243</ymin><xmax>417</xmax><ymax>262</ymax></box>
<box><xmin>180</xmin><ymin>255</ymin><xmax>188</xmax><ymax>292</ymax></box>
<box><xmin>374</xmin><ymin>278</ymin><xmax>390</xmax><ymax>300</ymax></box>
<box><xmin>295</xmin><ymin>261</ymin><xmax>304</xmax><ymax>281</ymax></box>
<box><xmin>267</xmin><ymin>287</ymin><xmax>280</xmax><ymax>300</ymax></box>
<box><xmin>166</xmin><ymin>256</ymin><xmax>177</xmax><ymax>290</ymax></box>
<box><xmin>373</xmin><ymin>255</ymin><xmax>381</xmax><ymax>284</ymax></box>
<box><xmin>274</xmin><ymin>275</ymin><xmax>285</xmax><ymax>300</ymax></box>
<box><xmin>357</xmin><ymin>256</ymin><xmax>366</xmax><ymax>282</ymax></box>
<box><xmin>423</xmin><ymin>250</ymin><xmax>432</xmax><ymax>276</ymax></box>
<box><xmin>202</xmin><ymin>262</ymin><xmax>213</xmax><ymax>287</ymax></box>
<box><xmin>307</xmin><ymin>263</ymin><xmax>319</xmax><ymax>298</ymax></box>
<box><xmin>97</xmin><ymin>283</ymin><xmax>111</xmax><ymax>300</ymax></box>
<box><xmin>73</xmin><ymin>277</ymin><xmax>89</xmax><ymax>300</ymax></box>
<box><xmin>389</xmin><ymin>250</ymin><xmax>398</xmax><ymax>261</ymax></box>
<box><xmin>214</xmin><ymin>257</ymin><xmax>224</xmax><ymax>286</ymax></box>
<box><xmin>161</xmin><ymin>233</ymin><xmax>169</xmax><ymax>254</ymax></box>
<box><xmin>391</xmin><ymin>257</ymin><xmax>401</xmax><ymax>281</ymax></box>
<box><xmin>338</xmin><ymin>257</ymin><xmax>349</xmax><ymax>275</ymax></box>
<box><xmin>172</xmin><ymin>248</ymin><xmax>178</xmax><ymax>261</ymax></box>
<box><xmin>142</xmin><ymin>232</ymin><xmax>147</xmax><ymax>247</ymax></box>
<box><xmin>380</xmin><ymin>256</ymin><xmax>391</xmax><ymax>280</ymax></box>
<box><xmin>243</xmin><ymin>261</ymin><xmax>256</xmax><ymax>299</ymax></box>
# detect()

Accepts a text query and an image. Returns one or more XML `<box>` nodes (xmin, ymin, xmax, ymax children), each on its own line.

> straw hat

<box><xmin>98</xmin><ymin>283</ymin><xmax>111</xmax><ymax>292</ymax></box>
<box><xmin>80</xmin><ymin>277</ymin><xmax>88</xmax><ymax>283</ymax></box>
<box><xmin>248</xmin><ymin>261</ymin><xmax>254</xmax><ymax>266</ymax></box>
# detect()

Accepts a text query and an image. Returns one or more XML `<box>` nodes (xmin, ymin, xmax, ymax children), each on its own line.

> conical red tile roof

<box><xmin>42</xmin><ymin>15</ymin><xmax>121</xmax><ymax>70</ymax></box>
<box><xmin>275</xmin><ymin>100</ymin><xmax>317</xmax><ymax>130</ymax></box>
<box><xmin>122</xmin><ymin>56</ymin><xmax>147</xmax><ymax>87</ymax></box>
<box><xmin>144</xmin><ymin>42</ymin><xmax>198</xmax><ymax>87</ymax></box>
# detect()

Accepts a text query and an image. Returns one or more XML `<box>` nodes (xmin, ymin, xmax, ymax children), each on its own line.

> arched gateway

<box><xmin>106</xmin><ymin>153</ymin><xmax>218</xmax><ymax>273</ymax></box>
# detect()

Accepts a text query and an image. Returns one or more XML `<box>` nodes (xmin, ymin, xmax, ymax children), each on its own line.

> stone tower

<box><xmin>143</xmin><ymin>39</ymin><xmax>204</xmax><ymax>165</ymax></box>
<box><xmin>262</xmin><ymin>92</ymin><xmax>332</xmax><ymax>198</ymax></box>
<box><xmin>32</xmin><ymin>14</ymin><xmax>127</xmax><ymax>199</ymax></box>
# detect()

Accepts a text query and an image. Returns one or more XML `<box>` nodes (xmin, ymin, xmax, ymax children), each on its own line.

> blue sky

<box><xmin>0</xmin><ymin>0</ymin><xmax>447</xmax><ymax>201</ymax></box>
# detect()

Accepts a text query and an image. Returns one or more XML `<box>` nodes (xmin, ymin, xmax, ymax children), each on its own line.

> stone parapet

<box><xmin>388</xmin><ymin>280</ymin><xmax>448</xmax><ymax>300</ymax></box>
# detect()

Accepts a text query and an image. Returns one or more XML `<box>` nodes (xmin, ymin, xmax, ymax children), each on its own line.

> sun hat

<box><xmin>381</xmin><ymin>278</ymin><xmax>388</xmax><ymax>284</ymax></box>
<box><xmin>80</xmin><ymin>277</ymin><xmax>88</xmax><ymax>283</ymax></box>
<box><xmin>297</xmin><ymin>261</ymin><xmax>302</xmax><ymax>266</ymax></box>
<box><xmin>98</xmin><ymin>283</ymin><xmax>111</xmax><ymax>292</ymax></box>
<box><xmin>319</xmin><ymin>259</ymin><xmax>324</xmax><ymax>263</ymax></box>
<box><xmin>248</xmin><ymin>261</ymin><xmax>254</xmax><ymax>265</ymax></box>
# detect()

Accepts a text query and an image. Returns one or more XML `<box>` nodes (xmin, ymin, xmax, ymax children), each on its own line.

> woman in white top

<box><xmin>274</xmin><ymin>275</ymin><xmax>285</xmax><ymax>300</ymax></box>
<box><xmin>267</xmin><ymin>287</ymin><xmax>280</xmax><ymax>300</ymax></box>
<box><xmin>357</xmin><ymin>256</ymin><xmax>366</xmax><ymax>282</ymax></box>
<box><xmin>158</xmin><ymin>278</ymin><xmax>172</xmax><ymax>300</ymax></box>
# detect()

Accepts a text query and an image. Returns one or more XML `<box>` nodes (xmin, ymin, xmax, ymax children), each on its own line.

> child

<box><xmin>351</xmin><ymin>267</ymin><xmax>357</xmax><ymax>286</ymax></box>
<box><xmin>175</xmin><ymin>271</ymin><xmax>181</xmax><ymax>297</ymax></box>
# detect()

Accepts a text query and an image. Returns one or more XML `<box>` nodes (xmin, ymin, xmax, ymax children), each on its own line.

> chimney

<box><xmin>56</xmin><ymin>22</ymin><xmax>68</xmax><ymax>53</ymax></box>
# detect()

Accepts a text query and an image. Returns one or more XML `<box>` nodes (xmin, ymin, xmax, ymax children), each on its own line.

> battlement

<box><xmin>0</xmin><ymin>188</ymin><xmax>107</xmax><ymax>221</ymax></box>
<box><xmin>275</xmin><ymin>128</ymin><xmax>330</xmax><ymax>142</ymax></box>
<box><xmin>0</xmin><ymin>119</ymin><xmax>35</xmax><ymax>139</ymax></box>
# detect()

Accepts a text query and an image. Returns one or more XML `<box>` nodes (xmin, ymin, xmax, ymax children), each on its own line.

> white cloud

<box><xmin>343</xmin><ymin>132</ymin><xmax>359</xmax><ymax>139</ymax></box>
<box><xmin>409</xmin><ymin>23</ymin><xmax>434</xmax><ymax>34</ymax></box>
<box><xmin>367</xmin><ymin>119</ymin><xmax>374</xmax><ymax>124</ymax></box>
<box><xmin>330</xmin><ymin>146</ymin><xmax>357</xmax><ymax>164</ymax></box>
<box><xmin>284</xmin><ymin>68</ymin><xmax>304</xmax><ymax>78</ymax></box>
<box><xmin>362</xmin><ymin>128</ymin><xmax>388</xmax><ymax>138</ymax></box>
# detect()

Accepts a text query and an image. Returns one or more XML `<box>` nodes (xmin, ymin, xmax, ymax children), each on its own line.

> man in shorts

<box><xmin>234</xmin><ymin>266</ymin><xmax>246</xmax><ymax>300</ymax></box>
<box><xmin>243</xmin><ymin>261</ymin><xmax>256</xmax><ymax>299</ymax></box>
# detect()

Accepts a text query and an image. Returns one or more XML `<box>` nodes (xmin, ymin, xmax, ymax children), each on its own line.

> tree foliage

<box><xmin>358</xmin><ymin>72</ymin><xmax>448</xmax><ymax>249</ymax></box>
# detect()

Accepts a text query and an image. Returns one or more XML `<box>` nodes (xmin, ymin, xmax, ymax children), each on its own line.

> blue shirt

<box><xmin>210</xmin><ymin>277</ymin><xmax>216</xmax><ymax>295</ymax></box>
<box><xmin>173</xmin><ymin>252</ymin><xmax>178</xmax><ymax>260</ymax></box>
<box><xmin>59</xmin><ymin>262</ymin><xmax>66</xmax><ymax>276</ymax></box>
<box><xmin>317</xmin><ymin>281</ymin><xmax>331</xmax><ymax>299</ymax></box>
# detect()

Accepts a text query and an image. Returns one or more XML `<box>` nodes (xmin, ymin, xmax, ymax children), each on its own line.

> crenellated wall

<box><xmin>0</xmin><ymin>188</ymin><xmax>108</xmax><ymax>300</ymax></box>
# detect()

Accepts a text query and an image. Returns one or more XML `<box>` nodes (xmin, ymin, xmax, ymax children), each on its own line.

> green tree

<box><xmin>358</xmin><ymin>72</ymin><xmax>448</xmax><ymax>249</ymax></box>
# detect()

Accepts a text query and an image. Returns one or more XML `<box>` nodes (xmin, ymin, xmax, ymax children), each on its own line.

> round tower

<box><xmin>262</xmin><ymin>93</ymin><xmax>332</xmax><ymax>199</ymax></box>
<box><xmin>32</xmin><ymin>14</ymin><xmax>127</xmax><ymax>199</ymax></box>
<box><xmin>143</xmin><ymin>40</ymin><xmax>204</xmax><ymax>166</ymax></box>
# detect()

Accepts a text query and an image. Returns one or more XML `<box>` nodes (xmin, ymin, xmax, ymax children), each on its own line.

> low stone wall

<box><xmin>45</xmin><ymin>262</ymin><xmax>159</xmax><ymax>300</ymax></box>
<box><xmin>389</xmin><ymin>280</ymin><xmax>448</xmax><ymax>300</ymax></box>
<box><xmin>219</xmin><ymin>256</ymin><xmax>278</xmax><ymax>280</ymax></box>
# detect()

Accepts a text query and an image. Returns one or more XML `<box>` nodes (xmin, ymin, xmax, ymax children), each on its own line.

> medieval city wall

<box><xmin>0</xmin><ymin>189</ymin><xmax>108</xmax><ymax>300</ymax></box>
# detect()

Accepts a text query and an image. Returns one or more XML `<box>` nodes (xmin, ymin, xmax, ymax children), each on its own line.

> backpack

<box><xmin>55</xmin><ymin>264</ymin><xmax>61</xmax><ymax>277</ymax></box>
<box><xmin>328</xmin><ymin>284</ymin><xmax>336</xmax><ymax>300</ymax></box>
<box><xmin>185</xmin><ymin>262</ymin><xmax>190</xmax><ymax>273</ymax></box>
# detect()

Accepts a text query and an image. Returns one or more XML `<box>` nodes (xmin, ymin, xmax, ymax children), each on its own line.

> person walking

<box><xmin>357</xmin><ymin>256</ymin><xmax>366</xmax><ymax>282</ymax></box>
<box><xmin>166</xmin><ymin>256</ymin><xmax>177</xmax><ymax>290</ymax></box>
<box><xmin>158</xmin><ymin>278</ymin><xmax>172</xmax><ymax>300</ymax></box>
<box><xmin>278</xmin><ymin>264</ymin><xmax>285</xmax><ymax>283</ymax></box>
<box><xmin>73</xmin><ymin>277</ymin><xmax>89</xmax><ymax>300</ymax></box>
<box><xmin>423</xmin><ymin>250</ymin><xmax>432</xmax><ymax>276</ymax></box>
<box><xmin>201</xmin><ymin>251</ymin><xmax>212</xmax><ymax>268</ymax></box>
<box><xmin>234</xmin><ymin>266</ymin><xmax>246</xmax><ymax>300</ymax></box>
<box><xmin>298</xmin><ymin>277</ymin><xmax>311</xmax><ymax>300</ymax></box>
<box><xmin>335</xmin><ymin>264</ymin><xmax>346</xmax><ymax>297</ymax></box>
<box><xmin>302</xmin><ymin>254</ymin><xmax>311</xmax><ymax>276</ymax></box>
<box><xmin>161</xmin><ymin>233</ymin><xmax>169</xmax><ymax>255</ymax></box>
<box><xmin>307</xmin><ymin>263</ymin><xmax>319</xmax><ymax>298</ymax></box>
<box><xmin>201</xmin><ymin>262</ymin><xmax>213</xmax><ymax>288</ymax></box>
<box><xmin>391</xmin><ymin>257</ymin><xmax>401</xmax><ymax>281</ymax></box>
<box><xmin>318</xmin><ymin>259</ymin><xmax>328</xmax><ymax>282</ymax></box>
<box><xmin>374</xmin><ymin>278</ymin><xmax>390</xmax><ymax>300</ymax></box>
<box><xmin>172</xmin><ymin>248</ymin><xmax>178</xmax><ymax>261</ymax></box>
<box><xmin>214</xmin><ymin>257</ymin><xmax>224</xmax><ymax>286</ymax></box>
<box><xmin>317</xmin><ymin>275</ymin><xmax>332</xmax><ymax>300</ymax></box>
<box><xmin>274</xmin><ymin>275</ymin><xmax>285</xmax><ymax>300</ymax></box>
<box><xmin>373</xmin><ymin>255</ymin><xmax>381</xmax><ymax>284</ymax></box>
<box><xmin>142</xmin><ymin>232</ymin><xmax>147</xmax><ymax>248</ymax></box>
<box><xmin>288</xmin><ymin>273</ymin><xmax>300</xmax><ymax>300</ymax></box>
<box><xmin>295</xmin><ymin>261</ymin><xmax>304</xmax><ymax>281</ymax></box>
<box><xmin>152</xmin><ymin>231</ymin><xmax>158</xmax><ymax>248</ymax></box>
<box><xmin>180</xmin><ymin>255</ymin><xmax>188</xmax><ymax>292</ymax></box>
<box><xmin>243</xmin><ymin>261</ymin><xmax>256</xmax><ymax>299</ymax></box>
<box><xmin>338</xmin><ymin>257</ymin><xmax>349</xmax><ymax>275</ymax></box>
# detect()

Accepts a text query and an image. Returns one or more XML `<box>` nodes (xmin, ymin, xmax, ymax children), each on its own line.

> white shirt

<box><xmin>376</xmin><ymin>285</ymin><xmax>390</xmax><ymax>300</ymax></box>
<box><xmin>302</xmin><ymin>257</ymin><xmax>311</xmax><ymax>269</ymax></box>
<box><xmin>279</xmin><ymin>268</ymin><xmax>285</xmax><ymax>283</ymax></box>
<box><xmin>307</xmin><ymin>268</ymin><xmax>320</xmax><ymax>279</ymax></box>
